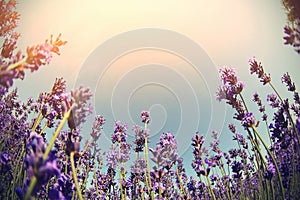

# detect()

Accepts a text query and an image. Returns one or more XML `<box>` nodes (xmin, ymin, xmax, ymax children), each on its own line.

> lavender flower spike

<box><xmin>141</xmin><ymin>110</ymin><xmax>150</xmax><ymax>124</ymax></box>
<box><xmin>242</xmin><ymin>112</ymin><xmax>255</xmax><ymax>128</ymax></box>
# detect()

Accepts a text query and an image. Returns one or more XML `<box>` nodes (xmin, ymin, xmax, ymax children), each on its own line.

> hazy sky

<box><xmin>14</xmin><ymin>1</ymin><xmax>300</xmax><ymax>170</ymax></box>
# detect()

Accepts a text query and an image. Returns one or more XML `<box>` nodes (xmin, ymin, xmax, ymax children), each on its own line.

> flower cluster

<box><xmin>216</xmin><ymin>66</ymin><xmax>247</xmax><ymax>122</ymax></box>
<box><xmin>111</xmin><ymin>120</ymin><xmax>128</xmax><ymax>143</ymax></box>
<box><xmin>132</xmin><ymin>124</ymin><xmax>148</xmax><ymax>152</ymax></box>
<box><xmin>150</xmin><ymin>132</ymin><xmax>178</xmax><ymax>169</ymax></box>
<box><xmin>216</xmin><ymin>67</ymin><xmax>245</xmax><ymax>101</ymax></box>
<box><xmin>0</xmin><ymin>34</ymin><xmax>67</xmax><ymax>88</ymax></box>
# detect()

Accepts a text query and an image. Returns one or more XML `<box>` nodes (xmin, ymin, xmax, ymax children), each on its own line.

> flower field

<box><xmin>0</xmin><ymin>0</ymin><xmax>300</xmax><ymax>199</ymax></box>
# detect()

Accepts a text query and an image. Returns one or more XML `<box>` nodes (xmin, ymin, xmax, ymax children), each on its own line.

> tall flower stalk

<box><xmin>141</xmin><ymin>111</ymin><xmax>154</xmax><ymax>199</ymax></box>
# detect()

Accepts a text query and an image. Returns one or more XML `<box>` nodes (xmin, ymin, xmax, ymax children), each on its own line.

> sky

<box><xmin>14</xmin><ymin>1</ymin><xmax>300</xmax><ymax>172</ymax></box>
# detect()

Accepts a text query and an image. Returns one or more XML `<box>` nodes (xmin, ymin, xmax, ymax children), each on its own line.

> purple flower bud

<box><xmin>242</xmin><ymin>112</ymin><xmax>255</xmax><ymax>128</ymax></box>
<box><xmin>219</xmin><ymin>67</ymin><xmax>238</xmax><ymax>85</ymax></box>
<box><xmin>192</xmin><ymin>133</ymin><xmax>204</xmax><ymax>147</ymax></box>
<box><xmin>140</xmin><ymin>110</ymin><xmax>150</xmax><ymax>124</ymax></box>
<box><xmin>281</xmin><ymin>72</ymin><xmax>296</xmax><ymax>92</ymax></box>
<box><xmin>267</xmin><ymin>94</ymin><xmax>280</xmax><ymax>108</ymax></box>
<box><xmin>112</xmin><ymin>121</ymin><xmax>127</xmax><ymax>143</ymax></box>
<box><xmin>216</xmin><ymin>66</ymin><xmax>245</xmax><ymax>114</ymax></box>
<box><xmin>23</xmin><ymin>132</ymin><xmax>61</xmax><ymax>196</ymax></box>
<box><xmin>68</xmin><ymin>86</ymin><xmax>93</xmax><ymax>129</ymax></box>
<box><xmin>248</xmin><ymin>57</ymin><xmax>271</xmax><ymax>85</ymax></box>
<box><xmin>91</xmin><ymin>115</ymin><xmax>105</xmax><ymax>142</ymax></box>
<box><xmin>133</xmin><ymin>125</ymin><xmax>148</xmax><ymax>152</ymax></box>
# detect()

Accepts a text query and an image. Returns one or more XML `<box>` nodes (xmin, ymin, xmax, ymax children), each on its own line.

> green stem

<box><xmin>43</xmin><ymin>107</ymin><xmax>72</xmax><ymax>160</ymax></box>
<box><xmin>25</xmin><ymin>176</ymin><xmax>37</xmax><ymax>200</ymax></box>
<box><xmin>40</xmin><ymin>123</ymin><xmax>47</xmax><ymax>134</ymax></box>
<box><xmin>143</xmin><ymin>169</ymin><xmax>150</xmax><ymax>197</ymax></box>
<box><xmin>65</xmin><ymin>155</ymin><xmax>69</xmax><ymax>174</ymax></box>
<box><xmin>140</xmin><ymin>181</ymin><xmax>145</xmax><ymax>200</ymax></box>
<box><xmin>92</xmin><ymin>145</ymin><xmax>100</xmax><ymax>196</ymax></box>
<box><xmin>205</xmin><ymin>175</ymin><xmax>216</xmax><ymax>200</ymax></box>
<box><xmin>239</xmin><ymin>93</ymin><xmax>249</xmax><ymax>112</ymax></box>
<box><xmin>94</xmin><ymin>165</ymin><xmax>99</xmax><ymax>196</ymax></box>
<box><xmin>70</xmin><ymin>152</ymin><xmax>83</xmax><ymax>200</ymax></box>
<box><xmin>239</xmin><ymin>94</ymin><xmax>260</xmax><ymax>148</ymax></box>
<box><xmin>6</xmin><ymin>57</ymin><xmax>27</xmax><ymax>71</ymax></box>
<box><xmin>265</xmin><ymin>120</ymin><xmax>273</xmax><ymax>147</ymax></box>
<box><xmin>220</xmin><ymin>163</ymin><xmax>232</xmax><ymax>200</ymax></box>
<box><xmin>32</xmin><ymin>111</ymin><xmax>43</xmax><ymax>132</ymax></box>
<box><xmin>83</xmin><ymin>164</ymin><xmax>90</xmax><ymax>199</ymax></box>
<box><xmin>251</xmin><ymin>126</ymin><xmax>285</xmax><ymax>199</ymax></box>
<box><xmin>12</xmin><ymin>144</ymin><xmax>25</xmax><ymax>191</ymax></box>
<box><xmin>174</xmin><ymin>165</ymin><xmax>187</xmax><ymax>197</ymax></box>
<box><xmin>270</xmin><ymin>180</ymin><xmax>275</xmax><ymax>200</ymax></box>
<box><xmin>118</xmin><ymin>143</ymin><xmax>125</xmax><ymax>200</ymax></box>
<box><xmin>158</xmin><ymin>178</ymin><xmax>162</xmax><ymax>198</ymax></box>
<box><xmin>144</xmin><ymin>122</ymin><xmax>154</xmax><ymax>199</ymax></box>
<box><xmin>246</xmin><ymin>128</ymin><xmax>266</xmax><ymax>172</ymax></box>
<box><xmin>200</xmin><ymin>158</ymin><xmax>216</xmax><ymax>200</ymax></box>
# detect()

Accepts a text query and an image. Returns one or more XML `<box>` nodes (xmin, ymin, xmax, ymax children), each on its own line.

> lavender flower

<box><xmin>21</xmin><ymin>132</ymin><xmax>60</xmax><ymax>198</ymax></box>
<box><xmin>0</xmin><ymin>0</ymin><xmax>19</xmax><ymax>37</ymax></box>
<box><xmin>65</xmin><ymin>129</ymin><xmax>81</xmax><ymax>155</ymax></box>
<box><xmin>141</xmin><ymin>110</ymin><xmax>150</xmax><ymax>124</ymax></box>
<box><xmin>216</xmin><ymin>67</ymin><xmax>245</xmax><ymax>101</ymax></box>
<box><xmin>242</xmin><ymin>112</ymin><xmax>255</xmax><ymax>128</ymax></box>
<box><xmin>150</xmin><ymin>167</ymin><xmax>167</xmax><ymax>195</ymax></box>
<box><xmin>269</xmin><ymin>107</ymin><xmax>288</xmax><ymax>142</ymax></box>
<box><xmin>68</xmin><ymin>86</ymin><xmax>93</xmax><ymax>129</ymax></box>
<box><xmin>48</xmin><ymin>174</ymin><xmax>74</xmax><ymax>200</ymax></box>
<box><xmin>91</xmin><ymin>115</ymin><xmax>105</xmax><ymax>142</ymax></box>
<box><xmin>1</xmin><ymin>35</ymin><xmax>66</xmax><ymax>88</ymax></box>
<box><xmin>106</xmin><ymin>142</ymin><xmax>131</xmax><ymax>169</ymax></box>
<box><xmin>192</xmin><ymin>132</ymin><xmax>205</xmax><ymax>148</ymax></box>
<box><xmin>264</xmin><ymin>162</ymin><xmax>276</xmax><ymax>180</ymax></box>
<box><xmin>150</xmin><ymin>132</ymin><xmax>178</xmax><ymax>169</ymax></box>
<box><xmin>248</xmin><ymin>57</ymin><xmax>271</xmax><ymax>85</ymax></box>
<box><xmin>1</xmin><ymin>32</ymin><xmax>20</xmax><ymax>58</ymax></box>
<box><xmin>231</xmin><ymin>160</ymin><xmax>243</xmax><ymax>178</ymax></box>
<box><xmin>191</xmin><ymin>133</ymin><xmax>211</xmax><ymax>177</ymax></box>
<box><xmin>118</xmin><ymin>142</ymin><xmax>131</xmax><ymax>163</ymax></box>
<box><xmin>132</xmin><ymin>124</ymin><xmax>148</xmax><ymax>152</ymax></box>
<box><xmin>216</xmin><ymin>66</ymin><xmax>247</xmax><ymax>121</ymax></box>
<box><xmin>130</xmin><ymin>157</ymin><xmax>147</xmax><ymax>179</ymax></box>
<box><xmin>291</xmin><ymin>92</ymin><xmax>300</xmax><ymax>115</ymax></box>
<box><xmin>283</xmin><ymin>18</ymin><xmax>300</xmax><ymax>54</ymax></box>
<box><xmin>37</xmin><ymin>78</ymin><xmax>68</xmax><ymax>127</ymax></box>
<box><xmin>253</xmin><ymin>92</ymin><xmax>268</xmax><ymax>121</ymax></box>
<box><xmin>233</xmin><ymin>132</ymin><xmax>248</xmax><ymax>149</ymax></box>
<box><xmin>111</xmin><ymin>121</ymin><xmax>127</xmax><ymax>143</ymax></box>
<box><xmin>267</xmin><ymin>93</ymin><xmax>281</xmax><ymax>108</ymax></box>
<box><xmin>281</xmin><ymin>72</ymin><xmax>296</xmax><ymax>92</ymax></box>
<box><xmin>228</xmin><ymin>123</ymin><xmax>236</xmax><ymax>133</ymax></box>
